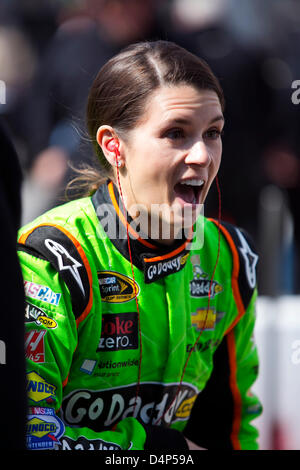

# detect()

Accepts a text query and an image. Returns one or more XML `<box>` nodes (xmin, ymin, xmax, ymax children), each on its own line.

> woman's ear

<box><xmin>96</xmin><ymin>125</ymin><xmax>121</xmax><ymax>167</ymax></box>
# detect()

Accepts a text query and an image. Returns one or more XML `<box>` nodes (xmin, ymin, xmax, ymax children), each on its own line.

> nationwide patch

<box><xmin>24</xmin><ymin>280</ymin><xmax>61</xmax><ymax>306</ymax></box>
<box><xmin>97</xmin><ymin>312</ymin><xmax>138</xmax><ymax>352</ymax></box>
<box><xmin>189</xmin><ymin>255</ymin><xmax>223</xmax><ymax>299</ymax></box>
<box><xmin>26</xmin><ymin>371</ymin><xmax>56</xmax><ymax>403</ymax></box>
<box><xmin>25</xmin><ymin>330</ymin><xmax>46</xmax><ymax>363</ymax></box>
<box><xmin>98</xmin><ymin>271</ymin><xmax>139</xmax><ymax>303</ymax></box>
<box><xmin>26</xmin><ymin>407</ymin><xmax>65</xmax><ymax>450</ymax></box>
<box><xmin>80</xmin><ymin>359</ymin><xmax>97</xmax><ymax>375</ymax></box>
<box><xmin>25</xmin><ymin>301</ymin><xmax>57</xmax><ymax>329</ymax></box>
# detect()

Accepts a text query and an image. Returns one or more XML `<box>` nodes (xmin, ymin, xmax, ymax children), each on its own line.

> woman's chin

<box><xmin>171</xmin><ymin>199</ymin><xmax>203</xmax><ymax>224</ymax></box>
<box><xmin>128</xmin><ymin>199</ymin><xmax>203</xmax><ymax>244</ymax></box>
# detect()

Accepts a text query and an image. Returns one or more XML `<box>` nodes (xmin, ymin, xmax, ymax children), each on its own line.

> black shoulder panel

<box><xmin>219</xmin><ymin>221</ymin><xmax>259</xmax><ymax>309</ymax></box>
<box><xmin>19</xmin><ymin>225</ymin><xmax>91</xmax><ymax>321</ymax></box>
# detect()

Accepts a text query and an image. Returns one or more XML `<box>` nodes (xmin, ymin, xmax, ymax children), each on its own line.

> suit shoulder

<box><xmin>208</xmin><ymin>218</ymin><xmax>259</xmax><ymax>308</ymax></box>
<box><xmin>17</xmin><ymin>197</ymin><xmax>94</xmax><ymax>323</ymax></box>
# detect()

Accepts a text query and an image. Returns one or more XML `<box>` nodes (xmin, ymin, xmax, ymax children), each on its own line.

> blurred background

<box><xmin>0</xmin><ymin>0</ymin><xmax>299</xmax><ymax>450</ymax></box>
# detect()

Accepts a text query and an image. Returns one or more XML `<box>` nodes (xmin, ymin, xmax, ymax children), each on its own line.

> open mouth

<box><xmin>173</xmin><ymin>179</ymin><xmax>204</xmax><ymax>206</ymax></box>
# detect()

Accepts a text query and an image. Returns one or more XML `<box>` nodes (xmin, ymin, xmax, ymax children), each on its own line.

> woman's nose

<box><xmin>184</xmin><ymin>141</ymin><xmax>211</xmax><ymax>167</ymax></box>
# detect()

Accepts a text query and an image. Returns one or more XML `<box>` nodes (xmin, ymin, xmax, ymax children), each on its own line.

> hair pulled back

<box><xmin>68</xmin><ymin>40</ymin><xmax>224</xmax><ymax>197</ymax></box>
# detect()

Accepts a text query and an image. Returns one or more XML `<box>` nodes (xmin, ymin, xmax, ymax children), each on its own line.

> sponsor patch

<box><xmin>24</xmin><ymin>280</ymin><xmax>61</xmax><ymax>306</ymax></box>
<box><xmin>186</xmin><ymin>338</ymin><xmax>221</xmax><ymax>353</ymax></box>
<box><xmin>143</xmin><ymin>252</ymin><xmax>189</xmax><ymax>283</ymax></box>
<box><xmin>97</xmin><ymin>312</ymin><xmax>138</xmax><ymax>352</ymax></box>
<box><xmin>60</xmin><ymin>436</ymin><xmax>122</xmax><ymax>451</ymax></box>
<box><xmin>97</xmin><ymin>358</ymin><xmax>139</xmax><ymax>370</ymax></box>
<box><xmin>26</xmin><ymin>407</ymin><xmax>65</xmax><ymax>450</ymax></box>
<box><xmin>235</xmin><ymin>228</ymin><xmax>258</xmax><ymax>289</ymax></box>
<box><xmin>25</xmin><ymin>330</ymin><xmax>46</xmax><ymax>363</ymax></box>
<box><xmin>25</xmin><ymin>302</ymin><xmax>57</xmax><ymax>329</ymax></box>
<box><xmin>61</xmin><ymin>381</ymin><xmax>198</xmax><ymax>429</ymax></box>
<box><xmin>98</xmin><ymin>271</ymin><xmax>139</xmax><ymax>303</ymax></box>
<box><xmin>189</xmin><ymin>255</ymin><xmax>223</xmax><ymax>299</ymax></box>
<box><xmin>45</xmin><ymin>238</ymin><xmax>85</xmax><ymax>295</ymax></box>
<box><xmin>175</xmin><ymin>394</ymin><xmax>197</xmax><ymax>419</ymax></box>
<box><xmin>26</xmin><ymin>371</ymin><xmax>56</xmax><ymax>403</ymax></box>
<box><xmin>80</xmin><ymin>359</ymin><xmax>97</xmax><ymax>375</ymax></box>
<box><xmin>94</xmin><ymin>358</ymin><xmax>139</xmax><ymax>377</ymax></box>
<box><xmin>22</xmin><ymin>225</ymin><xmax>92</xmax><ymax>322</ymax></box>
<box><xmin>191</xmin><ymin>308</ymin><xmax>225</xmax><ymax>332</ymax></box>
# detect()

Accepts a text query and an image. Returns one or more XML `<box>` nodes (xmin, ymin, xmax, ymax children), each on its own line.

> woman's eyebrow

<box><xmin>161</xmin><ymin>115</ymin><xmax>225</xmax><ymax>128</ymax></box>
<box><xmin>171</xmin><ymin>117</ymin><xmax>192</xmax><ymax>125</ymax></box>
<box><xmin>169</xmin><ymin>115</ymin><xmax>224</xmax><ymax>125</ymax></box>
<box><xmin>209</xmin><ymin>115</ymin><xmax>225</xmax><ymax>125</ymax></box>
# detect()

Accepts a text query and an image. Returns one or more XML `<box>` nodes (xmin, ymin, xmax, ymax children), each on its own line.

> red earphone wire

<box><xmin>153</xmin><ymin>175</ymin><xmax>222</xmax><ymax>426</ymax></box>
<box><xmin>115</xmin><ymin>153</ymin><xmax>143</xmax><ymax>414</ymax></box>
<box><xmin>115</xmin><ymin>151</ymin><xmax>222</xmax><ymax>427</ymax></box>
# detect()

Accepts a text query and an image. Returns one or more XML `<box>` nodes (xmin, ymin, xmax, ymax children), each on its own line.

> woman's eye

<box><xmin>164</xmin><ymin>128</ymin><xmax>185</xmax><ymax>140</ymax></box>
<box><xmin>204</xmin><ymin>128</ymin><xmax>224</xmax><ymax>140</ymax></box>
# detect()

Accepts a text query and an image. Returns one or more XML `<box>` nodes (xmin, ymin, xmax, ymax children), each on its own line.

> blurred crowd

<box><xmin>0</xmin><ymin>0</ymin><xmax>300</xmax><ymax>294</ymax></box>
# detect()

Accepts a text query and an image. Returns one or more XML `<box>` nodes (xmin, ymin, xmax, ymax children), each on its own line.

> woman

<box><xmin>18</xmin><ymin>41</ymin><xmax>262</xmax><ymax>451</ymax></box>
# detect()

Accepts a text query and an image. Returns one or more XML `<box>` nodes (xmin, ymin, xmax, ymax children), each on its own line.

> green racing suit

<box><xmin>18</xmin><ymin>180</ymin><xmax>262</xmax><ymax>450</ymax></box>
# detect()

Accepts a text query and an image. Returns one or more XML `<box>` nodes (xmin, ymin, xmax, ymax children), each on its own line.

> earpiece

<box><xmin>107</xmin><ymin>139</ymin><xmax>119</xmax><ymax>153</ymax></box>
<box><xmin>106</xmin><ymin>139</ymin><xmax>122</xmax><ymax>167</ymax></box>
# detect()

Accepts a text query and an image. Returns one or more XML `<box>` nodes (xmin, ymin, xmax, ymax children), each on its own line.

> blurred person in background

<box><xmin>257</xmin><ymin>0</ymin><xmax>300</xmax><ymax>293</ymax></box>
<box><xmin>0</xmin><ymin>24</ymin><xmax>37</xmax><ymax>165</ymax></box>
<box><xmin>0</xmin><ymin>0</ymin><xmax>60</xmax><ymax>58</ymax></box>
<box><xmin>16</xmin><ymin>0</ymin><xmax>166</xmax><ymax>225</ymax></box>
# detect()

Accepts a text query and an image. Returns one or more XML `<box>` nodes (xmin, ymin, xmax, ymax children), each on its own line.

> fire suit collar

<box><xmin>92</xmin><ymin>180</ymin><xmax>194</xmax><ymax>283</ymax></box>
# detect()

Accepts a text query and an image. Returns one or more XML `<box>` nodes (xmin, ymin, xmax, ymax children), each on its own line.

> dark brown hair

<box><xmin>68</xmin><ymin>40</ymin><xmax>224</xmax><ymax>196</ymax></box>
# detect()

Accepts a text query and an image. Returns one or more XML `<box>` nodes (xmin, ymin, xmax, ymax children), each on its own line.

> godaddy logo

<box><xmin>0</xmin><ymin>340</ymin><xmax>6</xmax><ymax>364</ymax></box>
<box><xmin>0</xmin><ymin>80</ymin><xmax>6</xmax><ymax>105</ymax></box>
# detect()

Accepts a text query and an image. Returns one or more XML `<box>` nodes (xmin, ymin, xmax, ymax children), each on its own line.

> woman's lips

<box><xmin>173</xmin><ymin>179</ymin><xmax>204</xmax><ymax>207</ymax></box>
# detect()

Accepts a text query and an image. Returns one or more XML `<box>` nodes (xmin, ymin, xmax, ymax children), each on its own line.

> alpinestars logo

<box><xmin>45</xmin><ymin>239</ymin><xmax>85</xmax><ymax>295</ymax></box>
<box><xmin>235</xmin><ymin>229</ymin><xmax>258</xmax><ymax>289</ymax></box>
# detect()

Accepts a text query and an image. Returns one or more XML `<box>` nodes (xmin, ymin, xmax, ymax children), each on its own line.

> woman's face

<box><xmin>116</xmin><ymin>85</ymin><xmax>224</xmax><ymax>240</ymax></box>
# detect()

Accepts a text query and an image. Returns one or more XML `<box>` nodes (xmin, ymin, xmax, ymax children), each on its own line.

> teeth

<box><xmin>180</xmin><ymin>179</ymin><xmax>204</xmax><ymax>187</ymax></box>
